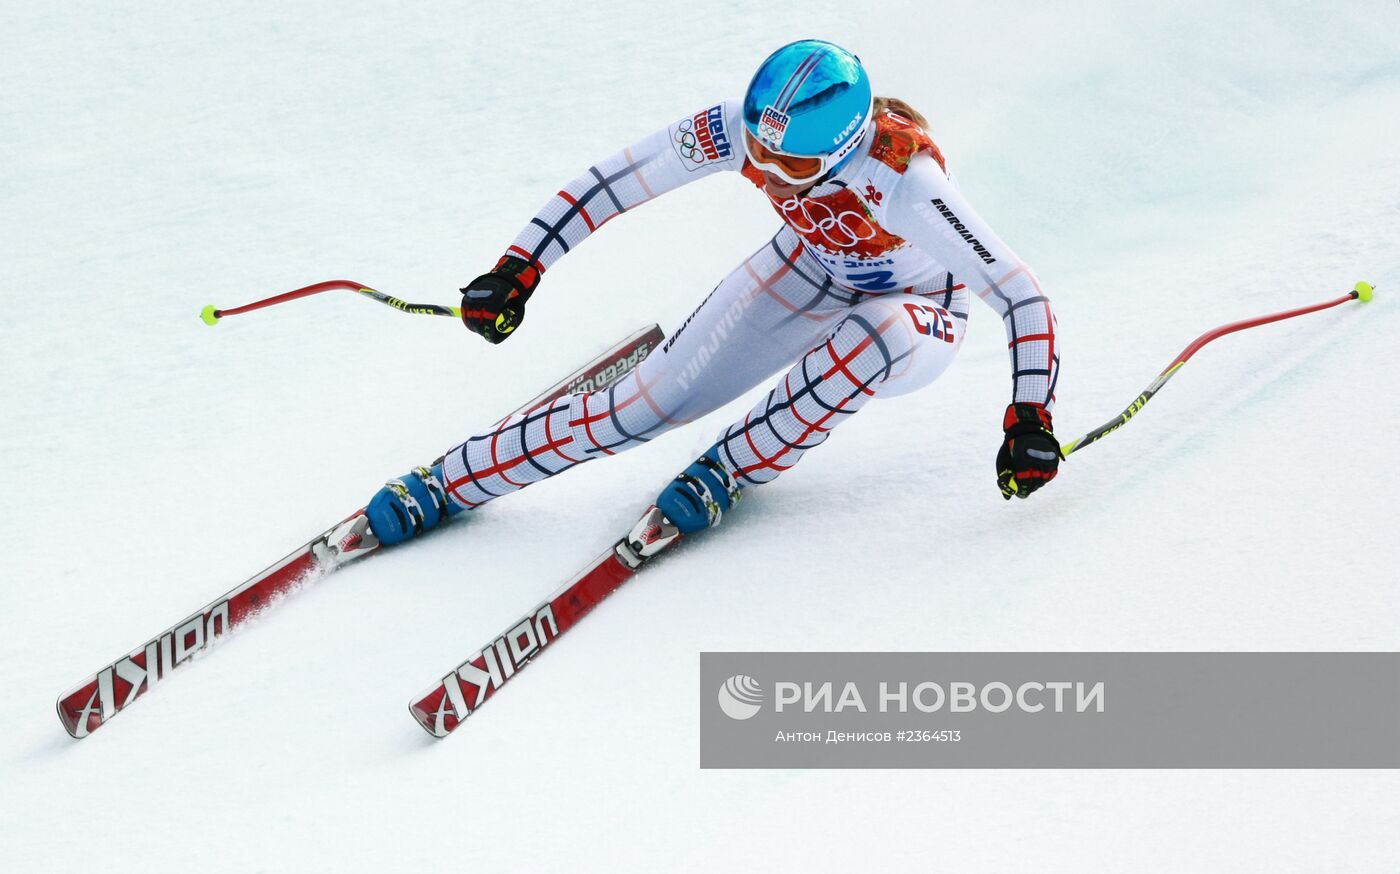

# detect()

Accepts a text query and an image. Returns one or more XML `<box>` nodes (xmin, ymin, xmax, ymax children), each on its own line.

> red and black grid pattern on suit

<box><xmin>974</xmin><ymin>263</ymin><xmax>1058</xmax><ymax>408</ymax></box>
<box><xmin>505</xmin><ymin>150</ymin><xmax>656</xmax><ymax>269</ymax></box>
<box><xmin>717</xmin><ymin>307</ymin><xmax>909</xmax><ymax>485</ymax></box>
<box><xmin>762</xmin><ymin>226</ymin><xmax>971</xmax><ymax>330</ymax></box>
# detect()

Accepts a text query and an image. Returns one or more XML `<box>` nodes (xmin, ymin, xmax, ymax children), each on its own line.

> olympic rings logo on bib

<box><xmin>770</xmin><ymin>193</ymin><xmax>878</xmax><ymax>249</ymax></box>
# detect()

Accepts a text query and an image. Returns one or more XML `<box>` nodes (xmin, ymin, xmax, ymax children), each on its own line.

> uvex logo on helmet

<box><xmin>833</xmin><ymin>110</ymin><xmax>864</xmax><ymax>146</ymax></box>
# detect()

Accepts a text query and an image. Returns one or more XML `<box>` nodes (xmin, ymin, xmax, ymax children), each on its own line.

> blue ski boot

<box><xmin>655</xmin><ymin>445</ymin><xmax>743</xmax><ymax>534</ymax></box>
<box><xmin>365</xmin><ymin>461</ymin><xmax>463</xmax><ymax>546</ymax></box>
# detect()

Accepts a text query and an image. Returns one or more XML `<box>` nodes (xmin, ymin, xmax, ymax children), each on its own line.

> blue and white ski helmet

<box><xmin>742</xmin><ymin>40</ymin><xmax>874</xmax><ymax>170</ymax></box>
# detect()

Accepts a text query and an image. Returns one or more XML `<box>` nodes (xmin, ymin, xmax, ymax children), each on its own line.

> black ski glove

<box><xmin>461</xmin><ymin>255</ymin><xmax>541</xmax><ymax>344</ymax></box>
<box><xmin>996</xmin><ymin>402</ymin><xmax>1062</xmax><ymax>500</ymax></box>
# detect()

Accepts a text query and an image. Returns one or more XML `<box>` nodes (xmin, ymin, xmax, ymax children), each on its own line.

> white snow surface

<box><xmin>4</xmin><ymin>1</ymin><xmax>1400</xmax><ymax>870</ymax></box>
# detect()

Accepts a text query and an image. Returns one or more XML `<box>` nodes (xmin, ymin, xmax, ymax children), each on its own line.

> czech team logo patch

<box><xmin>758</xmin><ymin>105</ymin><xmax>790</xmax><ymax>148</ymax></box>
<box><xmin>671</xmin><ymin>104</ymin><xmax>733</xmax><ymax>172</ymax></box>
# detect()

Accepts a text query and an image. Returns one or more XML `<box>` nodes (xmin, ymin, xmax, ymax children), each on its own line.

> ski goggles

<box><xmin>741</xmin><ymin>111</ymin><xmax>873</xmax><ymax>186</ymax></box>
<box><xmin>741</xmin><ymin>128</ymin><xmax>831</xmax><ymax>184</ymax></box>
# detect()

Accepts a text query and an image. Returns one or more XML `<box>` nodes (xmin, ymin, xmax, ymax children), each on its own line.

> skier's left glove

<box><xmin>460</xmin><ymin>255</ymin><xmax>541</xmax><ymax>344</ymax></box>
<box><xmin>996</xmin><ymin>402</ymin><xmax>1062</xmax><ymax>500</ymax></box>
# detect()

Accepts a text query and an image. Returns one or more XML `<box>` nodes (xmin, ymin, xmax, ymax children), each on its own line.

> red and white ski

<box><xmin>409</xmin><ymin>505</ymin><xmax>682</xmax><ymax>737</ymax></box>
<box><xmin>57</xmin><ymin>324</ymin><xmax>665</xmax><ymax>739</ymax></box>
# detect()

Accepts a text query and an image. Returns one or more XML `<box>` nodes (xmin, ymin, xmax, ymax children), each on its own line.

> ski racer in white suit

<box><xmin>364</xmin><ymin>39</ymin><xmax>1062</xmax><ymax>545</ymax></box>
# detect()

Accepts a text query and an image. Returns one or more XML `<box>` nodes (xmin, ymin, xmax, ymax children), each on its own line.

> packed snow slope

<box><xmin>3</xmin><ymin>1</ymin><xmax>1399</xmax><ymax>870</ymax></box>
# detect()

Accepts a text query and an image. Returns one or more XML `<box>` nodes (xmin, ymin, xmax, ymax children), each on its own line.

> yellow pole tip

<box><xmin>1354</xmin><ymin>282</ymin><xmax>1374</xmax><ymax>303</ymax></box>
<box><xmin>200</xmin><ymin>305</ymin><xmax>221</xmax><ymax>326</ymax></box>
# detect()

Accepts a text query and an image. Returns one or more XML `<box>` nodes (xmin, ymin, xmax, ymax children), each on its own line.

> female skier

<box><xmin>363</xmin><ymin>38</ymin><xmax>1062</xmax><ymax>546</ymax></box>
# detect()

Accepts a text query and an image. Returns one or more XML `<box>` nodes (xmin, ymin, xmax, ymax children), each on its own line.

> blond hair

<box><xmin>874</xmin><ymin>96</ymin><xmax>929</xmax><ymax>131</ymax></box>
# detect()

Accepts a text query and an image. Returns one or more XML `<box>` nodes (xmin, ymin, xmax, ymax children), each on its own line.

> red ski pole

<box><xmin>200</xmin><ymin>279</ymin><xmax>461</xmax><ymax>326</ymax></box>
<box><xmin>1061</xmin><ymin>281</ymin><xmax>1374</xmax><ymax>456</ymax></box>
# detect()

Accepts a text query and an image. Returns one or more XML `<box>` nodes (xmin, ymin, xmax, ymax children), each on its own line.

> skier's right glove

<box><xmin>996</xmin><ymin>402</ymin><xmax>1062</xmax><ymax>500</ymax></box>
<box><xmin>460</xmin><ymin>255</ymin><xmax>542</xmax><ymax>344</ymax></box>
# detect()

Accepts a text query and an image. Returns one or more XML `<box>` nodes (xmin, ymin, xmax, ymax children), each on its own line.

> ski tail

<box><xmin>56</xmin><ymin>513</ymin><xmax>374</xmax><ymax>737</ymax></box>
<box><xmin>57</xmin><ymin>324</ymin><xmax>665</xmax><ymax>739</ymax></box>
<box><xmin>409</xmin><ymin>506</ymin><xmax>682</xmax><ymax>738</ymax></box>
